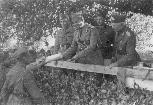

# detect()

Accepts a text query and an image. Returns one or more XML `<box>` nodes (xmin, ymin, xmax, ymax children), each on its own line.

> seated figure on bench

<box><xmin>94</xmin><ymin>11</ymin><xmax>115</xmax><ymax>66</ymax></box>
<box><xmin>108</xmin><ymin>12</ymin><xmax>141</xmax><ymax>68</ymax></box>
<box><xmin>46</xmin><ymin>10</ymin><xmax>104</xmax><ymax>65</ymax></box>
<box><xmin>106</xmin><ymin>12</ymin><xmax>141</xmax><ymax>92</ymax></box>
<box><xmin>53</xmin><ymin>13</ymin><xmax>75</xmax><ymax>54</ymax></box>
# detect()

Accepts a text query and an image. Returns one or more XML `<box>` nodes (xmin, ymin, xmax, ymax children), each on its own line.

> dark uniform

<box><xmin>96</xmin><ymin>25</ymin><xmax>115</xmax><ymax>59</ymax></box>
<box><xmin>54</xmin><ymin>27</ymin><xmax>74</xmax><ymax>54</ymax></box>
<box><xmin>111</xmin><ymin>26</ymin><xmax>141</xmax><ymax>92</ymax></box>
<box><xmin>0</xmin><ymin>48</ymin><xmax>49</xmax><ymax>105</ymax></box>
<box><xmin>0</xmin><ymin>56</ymin><xmax>17</xmax><ymax>93</ymax></box>
<box><xmin>0</xmin><ymin>65</ymin><xmax>6</xmax><ymax>93</ymax></box>
<box><xmin>112</xmin><ymin>26</ymin><xmax>140</xmax><ymax>66</ymax></box>
<box><xmin>110</xmin><ymin>13</ymin><xmax>141</xmax><ymax>92</ymax></box>
<box><xmin>62</xmin><ymin>23</ymin><xmax>104</xmax><ymax>65</ymax></box>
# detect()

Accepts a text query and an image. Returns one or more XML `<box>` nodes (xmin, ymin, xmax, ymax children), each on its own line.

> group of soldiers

<box><xmin>49</xmin><ymin>9</ymin><xmax>141</xmax><ymax>93</ymax></box>
<box><xmin>0</xmin><ymin>9</ymin><xmax>141</xmax><ymax>105</ymax></box>
<box><xmin>52</xmin><ymin>10</ymin><xmax>140</xmax><ymax>67</ymax></box>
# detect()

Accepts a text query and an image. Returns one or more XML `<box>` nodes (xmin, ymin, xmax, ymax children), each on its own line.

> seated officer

<box><xmin>45</xmin><ymin>10</ymin><xmax>104</xmax><ymax>65</ymax></box>
<box><xmin>0</xmin><ymin>48</ymin><xmax>49</xmax><ymax>105</ymax></box>
<box><xmin>108</xmin><ymin>13</ymin><xmax>140</xmax><ymax>68</ymax></box>
<box><xmin>107</xmin><ymin>12</ymin><xmax>141</xmax><ymax>92</ymax></box>
<box><xmin>54</xmin><ymin>13</ymin><xmax>74</xmax><ymax>54</ymax></box>
<box><xmin>94</xmin><ymin>13</ymin><xmax>115</xmax><ymax>65</ymax></box>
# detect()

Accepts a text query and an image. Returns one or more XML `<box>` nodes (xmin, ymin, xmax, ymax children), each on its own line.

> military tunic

<box><xmin>0</xmin><ymin>62</ymin><xmax>48</xmax><ymax>105</ymax></box>
<box><xmin>54</xmin><ymin>26</ymin><xmax>74</xmax><ymax>54</ymax></box>
<box><xmin>112</xmin><ymin>26</ymin><xmax>140</xmax><ymax>66</ymax></box>
<box><xmin>0</xmin><ymin>58</ymin><xmax>17</xmax><ymax>93</ymax></box>
<box><xmin>0</xmin><ymin>65</ymin><xmax>6</xmax><ymax>93</ymax></box>
<box><xmin>96</xmin><ymin>25</ymin><xmax>115</xmax><ymax>59</ymax></box>
<box><xmin>62</xmin><ymin>23</ymin><xmax>104</xmax><ymax>65</ymax></box>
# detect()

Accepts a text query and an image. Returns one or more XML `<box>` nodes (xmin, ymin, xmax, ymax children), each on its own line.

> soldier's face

<box><xmin>95</xmin><ymin>16</ymin><xmax>104</xmax><ymax>25</ymax></box>
<box><xmin>111</xmin><ymin>22</ymin><xmax>124</xmax><ymax>31</ymax></box>
<box><xmin>71</xmin><ymin>15</ymin><xmax>84</xmax><ymax>29</ymax></box>
<box><xmin>60</xmin><ymin>19</ymin><xmax>69</xmax><ymax>28</ymax></box>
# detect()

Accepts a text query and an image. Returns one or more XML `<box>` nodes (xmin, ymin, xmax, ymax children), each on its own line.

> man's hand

<box><xmin>36</xmin><ymin>56</ymin><xmax>46</xmax><ymax>64</ymax></box>
<box><xmin>38</xmin><ymin>59</ymin><xmax>47</xmax><ymax>67</ymax></box>
<box><xmin>67</xmin><ymin>57</ymin><xmax>76</xmax><ymax>63</ymax></box>
<box><xmin>45</xmin><ymin>53</ymin><xmax>63</xmax><ymax>63</ymax></box>
<box><xmin>27</xmin><ymin>58</ymin><xmax>47</xmax><ymax>71</ymax></box>
<box><xmin>106</xmin><ymin>63</ymin><xmax>118</xmax><ymax>70</ymax></box>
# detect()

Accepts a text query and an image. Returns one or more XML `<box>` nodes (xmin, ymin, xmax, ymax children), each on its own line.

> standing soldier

<box><xmin>94</xmin><ymin>13</ymin><xmax>115</xmax><ymax>65</ymax></box>
<box><xmin>0</xmin><ymin>47</ymin><xmax>49</xmax><ymax>105</ymax></box>
<box><xmin>54</xmin><ymin>13</ymin><xmax>75</xmax><ymax>54</ymax></box>
<box><xmin>108</xmin><ymin>13</ymin><xmax>141</xmax><ymax>92</ymax></box>
<box><xmin>45</xmin><ymin>10</ymin><xmax>104</xmax><ymax>65</ymax></box>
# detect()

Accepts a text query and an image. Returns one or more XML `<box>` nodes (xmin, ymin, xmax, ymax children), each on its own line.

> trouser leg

<box><xmin>0</xmin><ymin>67</ymin><xmax>7</xmax><ymax>93</ymax></box>
<box><xmin>23</xmin><ymin>71</ymin><xmax>49</xmax><ymax>105</ymax></box>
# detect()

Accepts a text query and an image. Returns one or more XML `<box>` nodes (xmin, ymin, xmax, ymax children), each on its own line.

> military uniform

<box><xmin>112</xmin><ymin>26</ymin><xmax>140</xmax><ymax>66</ymax></box>
<box><xmin>62</xmin><ymin>23</ymin><xmax>104</xmax><ymax>65</ymax></box>
<box><xmin>0</xmin><ymin>65</ymin><xmax>6</xmax><ymax>93</ymax></box>
<box><xmin>0</xmin><ymin>48</ymin><xmax>48</xmax><ymax>105</ymax></box>
<box><xmin>109</xmin><ymin>13</ymin><xmax>141</xmax><ymax>92</ymax></box>
<box><xmin>0</xmin><ymin>57</ymin><xmax>17</xmax><ymax>93</ymax></box>
<box><xmin>54</xmin><ymin>26</ymin><xmax>74</xmax><ymax>54</ymax></box>
<box><xmin>96</xmin><ymin>25</ymin><xmax>115</xmax><ymax>59</ymax></box>
<box><xmin>111</xmin><ymin>27</ymin><xmax>141</xmax><ymax>93</ymax></box>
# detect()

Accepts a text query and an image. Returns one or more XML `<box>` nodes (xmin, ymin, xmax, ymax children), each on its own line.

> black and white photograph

<box><xmin>0</xmin><ymin>0</ymin><xmax>153</xmax><ymax>105</ymax></box>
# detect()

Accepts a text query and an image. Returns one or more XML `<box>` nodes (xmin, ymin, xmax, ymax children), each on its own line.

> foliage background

<box><xmin>0</xmin><ymin>0</ymin><xmax>153</xmax><ymax>52</ymax></box>
<box><xmin>0</xmin><ymin>0</ymin><xmax>153</xmax><ymax>104</ymax></box>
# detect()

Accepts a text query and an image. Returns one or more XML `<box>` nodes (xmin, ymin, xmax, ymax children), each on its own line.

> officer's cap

<box><xmin>71</xmin><ymin>11</ymin><xmax>83</xmax><ymax>18</ymax></box>
<box><xmin>110</xmin><ymin>12</ymin><xmax>126</xmax><ymax>23</ymax></box>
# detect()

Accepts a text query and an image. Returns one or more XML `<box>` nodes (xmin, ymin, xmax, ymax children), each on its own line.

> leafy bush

<box><xmin>33</xmin><ymin>66</ymin><xmax>153</xmax><ymax>105</ymax></box>
<box><xmin>0</xmin><ymin>0</ymin><xmax>152</xmax><ymax>46</ymax></box>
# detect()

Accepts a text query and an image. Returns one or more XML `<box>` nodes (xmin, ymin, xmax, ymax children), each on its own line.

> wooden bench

<box><xmin>45</xmin><ymin>61</ymin><xmax>153</xmax><ymax>91</ymax></box>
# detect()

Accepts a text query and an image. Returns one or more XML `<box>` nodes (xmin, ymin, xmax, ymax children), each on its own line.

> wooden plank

<box><xmin>126</xmin><ymin>77</ymin><xmax>153</xmax><ymax>91</ymax></box>
<box><xmin>46</xmin><ymin>61</ymin><xmax>118</xmax><ymax>75</ymax></box>
<box><xmin>45</xmin><ymin>61</ymin><xmax>153</xmax><ymax>80</ymax></box>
